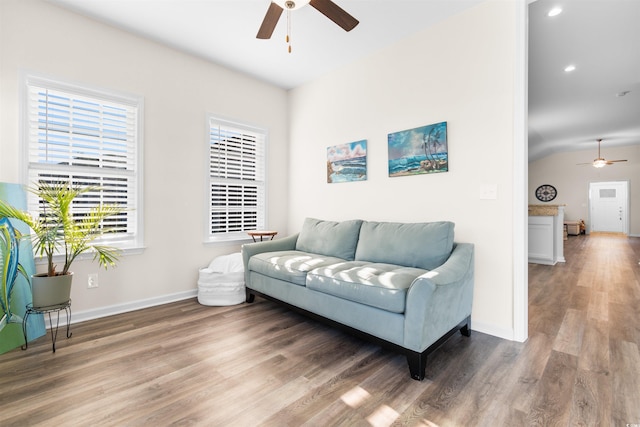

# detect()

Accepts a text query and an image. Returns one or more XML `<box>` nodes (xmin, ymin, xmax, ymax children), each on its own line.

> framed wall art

<box><xmin>327</xmin><ymin>140</ymin><xmax>367</xmax><ymax>183</ymax></box>
<box><xmin>388</xmin><ymin>121</ymin><xmax>448</xmax><ymax>177</ymax></box>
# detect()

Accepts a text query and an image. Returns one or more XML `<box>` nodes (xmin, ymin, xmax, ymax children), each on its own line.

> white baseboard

<box><xmin>42</xmin><ymin>290</ymin><xmax>524</xmax><ymax>344</ymax></box>
<box><xmin>471</xmin><ymin>320</ymin><xmax>518</xmax><ymax>342</ymax></box>
<box><xmin>43</xmin><ymin>289</ymin><xmax>198</xmax><ymax>329</ymax></box>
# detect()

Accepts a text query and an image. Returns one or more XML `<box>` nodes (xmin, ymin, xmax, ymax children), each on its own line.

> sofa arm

<box><xmin>403</xmin><ymin>242</ymin><xmax>474</xmax><ymax>352</ymax></box>
<box><xmin>241</xmin><ymin>233</ymin><xmax>299</xmax><ymax>284</ymax></box>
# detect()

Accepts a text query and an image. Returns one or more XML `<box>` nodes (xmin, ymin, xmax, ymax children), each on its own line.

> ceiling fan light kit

<box><xmin>576</xmin><ymin>138</ymin><xmax>628</xmax><ymax>168</ymax></box>
<box><xmin>593</xmin><ymin>158</ymin><xmax>607</xmax><ymax>168</ymax></box>
<box><xmin>257</xmin><ymin>0</ymin><xmax>359</xmax><ymax>52</ymax></box>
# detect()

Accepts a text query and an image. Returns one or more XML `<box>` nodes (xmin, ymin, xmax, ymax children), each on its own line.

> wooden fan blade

<box><xmin>606</xmin><ymin>160</ymin><xmax>627</xmax><ymax>164</ymax></box>
<box><xmin>257</xmin><ymin>2</ymin><xmax>283</xmax><ymax>39</ymax></box>
<box><xmin>310</xmin><ymin>0</ymin><xmax>359</xmax><ymax>32</ymax></box>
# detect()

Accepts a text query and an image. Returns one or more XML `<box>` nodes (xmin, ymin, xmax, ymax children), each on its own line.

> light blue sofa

<box><xmin>242</xmin><ymin>218</ymin><xmax>474</xmax><ymax>380</ymax></box>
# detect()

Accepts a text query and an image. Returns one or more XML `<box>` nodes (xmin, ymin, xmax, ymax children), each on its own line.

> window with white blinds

<box><xmin>23</xmin><ymin>75</ymin><xmax>143</xmax><ymax>249</ymax></box>
<box><xmin>207</xmin><ymin>116</ymin><xmax>266</xmax><ymax>241</ymax></box>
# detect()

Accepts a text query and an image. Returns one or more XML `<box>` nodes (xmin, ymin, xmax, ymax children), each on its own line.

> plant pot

<box><xmin>31</xmin><ymin>273</ymin><xmax>73</xmax><ymax>308</ymax></box>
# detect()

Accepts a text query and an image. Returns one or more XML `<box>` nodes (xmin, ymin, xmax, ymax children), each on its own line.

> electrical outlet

<box><xmin>88</xmin><ymin>273</ymin><xmax>99</xmax><ymax>289</ymax></box>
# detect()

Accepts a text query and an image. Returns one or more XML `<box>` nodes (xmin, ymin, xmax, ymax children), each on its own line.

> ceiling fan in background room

<box><xmin>577</xmin><ymin>139</ymin><xmax>628</xmax><ymax>168</ymax></box>
<box><xmin>257</xmin><ymin>0</ymin><xmax>359</xmax><ymax>52</ymax></box>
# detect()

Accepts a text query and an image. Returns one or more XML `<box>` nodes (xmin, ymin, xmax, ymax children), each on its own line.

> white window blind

<box><xmin>24</xmin><ymin>76</ymin><xmax>142</xmax><ymax>248</ymax></box>
<box><xmin>208</xmin><ymin>117</ymin><xmax>266</xmax><ymax>241</ymax></box>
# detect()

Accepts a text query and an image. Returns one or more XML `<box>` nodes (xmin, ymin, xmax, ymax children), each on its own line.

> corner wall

<box><xmin>0</xmin><ymin>0</ymin><xmax>289</xmax><ymax>318</ymax></box>
<box><xmin>288</xmin><ymin>0</ymin><xmax>521</xmax><ymax>338</ymax></box>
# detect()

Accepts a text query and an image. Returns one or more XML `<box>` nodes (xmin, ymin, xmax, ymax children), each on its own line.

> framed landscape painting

<box><xmin>388</xmin><ymin>121</ymin><xmax>448</xmax><ymax>177</ymax></box>
<box><xmin>327</xmin><ymin>140</ymin><xmax>367</xmax><ymax>183</ymax></box>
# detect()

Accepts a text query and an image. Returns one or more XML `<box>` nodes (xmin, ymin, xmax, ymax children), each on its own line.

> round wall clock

<box><xmin>535</xmin><ymin>184</ymin><xmax>557</xmax><ymax>202</ymax></box>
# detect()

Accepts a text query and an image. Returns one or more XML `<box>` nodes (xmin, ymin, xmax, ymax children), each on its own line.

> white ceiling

<box><xmin>45</xmin><ymin>0</ymin><xmax>483</xmax><ymax>89</ymax></box>
<box><xmin>46</xmin><ymin>0</ymin><xmax>640</xmax><ymax>162</ymax></box>
<box><xmin>528</xmin><ymin>0</ymin><xmax>640</xmax><ymax>161</ymax></box>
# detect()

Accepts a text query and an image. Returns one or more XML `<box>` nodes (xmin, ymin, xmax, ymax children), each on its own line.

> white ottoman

<box><xmin>197</xmin><ymin>252</ymin><xmax>245</xmax><ymax>306</ymax></box>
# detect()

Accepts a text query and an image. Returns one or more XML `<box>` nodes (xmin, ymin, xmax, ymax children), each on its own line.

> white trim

<box><xmin>46</xmin><ymin>293</ymin><xmax>515</xmax><ymax>342</ymax></box>
<box><xmin>21</xmin><ymin>72</ymin><xmax>142</xmax><ymax>108</ymax></box>
<box><xmin>33</xmin><ymin>246</ymin><xmax>146</xmax><ymax>266</ymax></box>
<box><xmin>202</xmin><ymin>237</ymin><xmax>254</xmax><ymax>246</ymax></box>
<box><xmin>472</xmin><ymin>320</ymin><xmax>515</xmax><ymax>341</ymax></box>
<box><xmin>513</xmin><ymin>0</ymin><xmax>529</xmax><ymax>343</ymax></box>
<box><xmin>135</xmin><ymin>97</ymin><xmax>146</xmax><ymax>252</ymax></box>
<box><xmin>42</xmin><ymin>289</ymin><xmax>198</xmax><ymax>329</ymax></box>
<box><xmin>588</xmin><ymin>180</ymin><xmax>630</xmax><ymax>235</ymax></box>
<box><xmin>19</xmin><ymin>70</ymin><xmax>145</xmax><ymax>252</ymax></box>
<box><xmin>203</xmin><ymin>114</ymin><xmax>213</xmax><ymax>241</ymax></box>
<box><xmin>204</xmin><ymin>114</ymin><xmax>268</xmax><ymax>243</ymax></box>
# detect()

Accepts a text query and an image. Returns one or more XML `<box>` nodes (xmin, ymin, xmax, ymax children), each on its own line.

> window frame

<box><xmin>21</xmin><ymin>73</ymin><xmax>145</xmax><ymax>253</ymax></box>
<box><xmin>204</xmin><ymin>114</ymin><xmax>268</xmax><ymax>244</ymax></box>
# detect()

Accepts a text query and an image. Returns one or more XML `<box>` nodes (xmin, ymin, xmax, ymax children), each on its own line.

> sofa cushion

<box><xmin>306</xmin><ymin>261</ymin><xmax>426</xmax><ymax>313</ymax></box>
<box><xmin>248</xmin><ymin>251</ymin><xmax>346</xmax><ymax>286</ymax></box>
<box><xmin>355</xmin><ymin>221</ymin><xmax>454</xmax><ymax>270</ymax></box>
<box><xmin>295</xmin><ymin>217</ymin><xmax>363</xmax><ymax>261</ymax></box>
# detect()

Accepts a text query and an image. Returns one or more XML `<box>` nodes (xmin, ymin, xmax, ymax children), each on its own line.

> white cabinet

<box><xmin>528</xmin><ymin>205</ymin><xmax>565</xmax><ymax>265</ymax></box>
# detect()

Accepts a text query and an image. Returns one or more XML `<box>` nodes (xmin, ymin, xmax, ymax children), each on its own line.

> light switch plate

<box><xmin>479</xmin><ymin>184</ymin><xmax>498</xmax><ymax>200</ymax></box>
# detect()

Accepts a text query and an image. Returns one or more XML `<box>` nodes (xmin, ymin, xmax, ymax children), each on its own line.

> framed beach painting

<box><xmin>327</xmin><ymin>140</ymin><xmax>367</xmax><ymax>183</ymax></box>
<box><xmin>388</xmin><ymin>121</ymin><xmax>448</xmax><ymax>177</ymax></box>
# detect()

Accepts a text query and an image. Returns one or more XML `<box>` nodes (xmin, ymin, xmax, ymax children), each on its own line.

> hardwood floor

<box><xmin>1</xmin><ymin>234</ymin><xmax>639</xmax><ymax>426</ymax></box>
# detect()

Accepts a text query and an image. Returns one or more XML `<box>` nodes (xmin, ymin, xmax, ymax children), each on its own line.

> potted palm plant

<box><xmin>0</xmin><ymin>182</ymin><xmax>123</xmax><ymax>308</ymax></box>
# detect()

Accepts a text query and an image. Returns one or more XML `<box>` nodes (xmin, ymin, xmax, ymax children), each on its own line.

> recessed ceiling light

<box><xmin>564</xmin><ymin>65</ymin><xmax>576</xmax><ymax>72</ymax></box>
<box><xmin>548</xmin><ymin>7</ymin><xmax>562</xmax><ymax>17</ymax></box>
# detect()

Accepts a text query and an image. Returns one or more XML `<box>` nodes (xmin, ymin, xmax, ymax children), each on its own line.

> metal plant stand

<box><xmin>22</xmin><ymin>300</ymin><xmax>72</xmax><ymax>353</ymax></box>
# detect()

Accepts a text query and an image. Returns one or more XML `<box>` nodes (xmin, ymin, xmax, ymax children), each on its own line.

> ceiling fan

<box><xmin>257</xmin><ymin>0</ymin><xmax>359</xmax><ymax>40</ymax></box>
<box><xmin>577</xmin><ymin>139</ymin><xmax>628</xmax><ymax>168</ymax></box>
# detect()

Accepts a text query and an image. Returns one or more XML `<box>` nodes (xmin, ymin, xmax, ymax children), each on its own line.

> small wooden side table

<box><xmin>247</xmin><ymin>230</ymin><xmax>278</xmax><ymax>242</ymax></box>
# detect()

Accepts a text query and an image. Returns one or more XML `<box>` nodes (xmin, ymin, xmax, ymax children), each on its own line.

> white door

<box><xmin>589</xmin><ymin>181</ymin><xmax>628</xmax><ymax>234</ymax></box>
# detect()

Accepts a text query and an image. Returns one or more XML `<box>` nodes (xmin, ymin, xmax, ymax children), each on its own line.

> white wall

<box><xmin>0</xmin><ymin>0</ymin><xmax>528</xmax><ymax>338</ymax></box>
<box><xmin>0</xmin><ymin>0</ymin><xmax>289</xmax><ymax>319</ymax></box>
<box><xmin>288</xmin><ymin>0</ymin><xmax>520</xmax><ymax>338</ymax></box>
<box><xmin>529</xmin><ymin>144</ymin><xmax>640</xmax><ymax>236</ymax></box>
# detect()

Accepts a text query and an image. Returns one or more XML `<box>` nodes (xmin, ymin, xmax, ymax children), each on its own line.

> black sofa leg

<box><xmin>407</xmin><ymin>352</ymin><xmax>427</xmax><ymax>381</ymax></box>
<box><xmin>460</xmin><ymin>315</ymin><xmax>471</xmax><ymax>337</ymax></box>
<box><xmin>246</xmin><ymin>289</ymin><xmax>255</xmax><ymax>303</ymax></box>
<box><xmin>408</xmin><ymin>316</ymin><xmax>471</xmax><ymax>380</ymax></box>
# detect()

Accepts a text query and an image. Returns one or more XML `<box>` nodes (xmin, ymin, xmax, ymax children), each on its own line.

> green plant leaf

<box><xmin>2</xmin><ymin>182</ymin><xmax>124</xmax><ymax>277</ymax></box>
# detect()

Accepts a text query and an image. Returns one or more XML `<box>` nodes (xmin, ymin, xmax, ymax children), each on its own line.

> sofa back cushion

<box><xmin>295</xmin><ymin>218</ymin><xmax>363</xmax><ymax>260</ymax></box>
<box><xmin>355</xmin><ymin>221</ymin><xmax>454</xmax><ymax>270</ymax></box>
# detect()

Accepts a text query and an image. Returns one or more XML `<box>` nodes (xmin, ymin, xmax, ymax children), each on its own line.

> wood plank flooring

<box><xmin>1</xmin><ymin>234</ymin><xmax>639</xmax><ymax>426</ymax></box>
